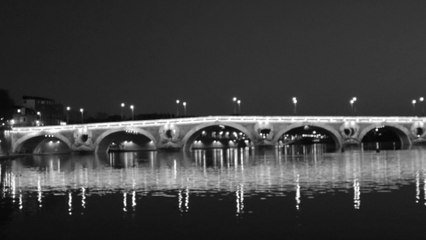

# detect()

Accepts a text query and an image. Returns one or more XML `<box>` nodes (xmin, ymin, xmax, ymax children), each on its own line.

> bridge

<box><xmin>4</xmin><ymin>116</ymin><xmax>426</xmax><ymax>154</ymax></box>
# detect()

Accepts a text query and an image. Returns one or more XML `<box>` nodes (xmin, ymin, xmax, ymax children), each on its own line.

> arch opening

<box><xmin>97</xmin><ymin>131</ymin><xmax>156</xmax><ymax>153</ymax></box>
<box><xmin>187</xmin><ymin>125</ymin><xmax>252</xmax><ymax>150</ymax></box>
<box><xmin>16</xmin><ymin>135</ymin><xmax>71</xmax><ymax>154</ymax></box>
<box><xmin>277</xmin><ymin>125</ymin><xmax>339</xmax><ymax>154</ymax></box>
<box><xmin>361</xmin><ymin>126</ymin><xmax>409</xmax><ymax>150</ymax></box>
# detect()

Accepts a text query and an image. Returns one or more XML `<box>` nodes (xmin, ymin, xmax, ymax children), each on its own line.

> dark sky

<box><xmin>2</xmin><ymin>0</ymin><xmax>426</xmax><ymax>116</ymax></box>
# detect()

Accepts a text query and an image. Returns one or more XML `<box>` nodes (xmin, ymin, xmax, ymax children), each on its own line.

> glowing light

<box><xmin>66</xmin><ymin>106</ymin><xmax>71</xmax><ymax>111</ymax></box>
<box><xmin>37</xmin><ymin>176</ymin><xmax>42</xmax><ymax>208</ymax></box>
<box><xmin>236</xmin><ymin>184</ymin><xmax>244</xmax><ymax>215</ymax></box>
<box><xmin>123</xmin><ymin>192</ymin><xmax>127</xmax><ymax>212</ymax></box>
<box><xmin>295</xmin><ymin>174</ymin><xmax>300</xmax><ymax>210</ymax></box>
<box><xmin>68</xmin><ymin>192</ymin><xmax>72</xmax><ymax>215</ymax></box>
<box><xmin>353</xmin><ymin>178</ymin><xmax>361</xmax><ymax>209</ymax></box>
<box><xmin>19</xmin><ymin>192</ymin><xmax>23</xmax><ymax>210</ymax></box>
<box><xmin>81</xmin><ymin>187</ymin><xmax>86</xmax><ymax>209</ymax></box>
<box><xmin>132</xmin><ymin>191</ymin><xmax>136</xmax><ymax>210</ymax></box>
<box><xmin>416</xmin><ymin>171</ymin><xmax>420</xmax><ymax>204</ymax></box>
<box><xmin>420</xmin><ymin>97</ymin><xmax>424</xmax><ymax>102</ymax></box>
<box><xmin>176</xmin><ymin>99</ymin><xmax>180</xmax><ymax>104</ymax></box>
<box><xmin>121</xmin><ymin>103</ymin><xmax>125</xmax><ymax>107</ymax></box>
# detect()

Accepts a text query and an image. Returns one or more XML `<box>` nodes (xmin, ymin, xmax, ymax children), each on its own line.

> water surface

<box><xmin>1</xmin><ymin>146</ymin><xmax>426</xmax><ymax>239</ymax></box>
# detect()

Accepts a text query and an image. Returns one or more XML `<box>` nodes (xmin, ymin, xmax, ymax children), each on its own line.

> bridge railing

<box><xmin>7</xmin><ymin>116</ymin><xmax>426</xmax><ymax>133</ymax></box>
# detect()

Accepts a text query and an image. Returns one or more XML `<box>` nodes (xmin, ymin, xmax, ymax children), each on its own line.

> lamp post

<box><xmin>350</xmin><ymin>97</ymin><xmax>357</xmax><ymax>115</ymax></box>
<box><xmin>352</xmin><ymin>97</ymin><xmax>357</xmax><ymax>114</ymax></box>
<box><xmin>79</xmin><ymin>108</ymin><xmax>84</xmax><ymax>123</ymax></box>
<box><xmin>66</xmin><ymin>106</ymin><xmax>71</xmax><ymax>124</ymax></box>
<box><xmin>412</xmin><ymin>99</ymin><xmax>417</xmax><ymax>116</ymax></box>
<box><xmin>176</xmin><ymin>99</ymin><xmax>180</xmax><ymax>117</ymax></box>
<box><xmin>237</xmin><ymin>100</ymin><xmax>241</xmax><ymax>115</ymax></box>
<box><xmin>130</xmin><ymin>105</ymin><xmax>134</xmax><ymax>120</ymax></box>
<box><xmin>182</xmin><ymin>102</ymin><xmax>187</xmax><ymax>116</ymax></box>
<box><xmin>420</xmin><ymin>97</ymin><xmax>424</xmax><ymax>116</ymax></box>
<box><xmin>120</xmin><ymin>103</ymin><xmax>125</xmax><ymax>120</ymax></box>
<box><xmin>232</xmin><ymin>97</ymin><xmax>237</xmax><ymax>115</ymax></box>
<box><xmin>292</xmin><ymin>97</ymin><xmax>297</xmax><ymax>115</ymax></box>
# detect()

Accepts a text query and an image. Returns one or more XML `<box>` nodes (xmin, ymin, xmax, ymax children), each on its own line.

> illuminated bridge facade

<box><xmin>5</xmin><ymin>116</ymin><xmax>426</xmax><ymax>154</ymax></box>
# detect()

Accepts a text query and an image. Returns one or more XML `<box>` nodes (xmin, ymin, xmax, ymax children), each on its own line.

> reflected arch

<box><xmin>94</xmin><ymin>127</ymin><xmax>157</xmax><ymax>153</ymax></box>
<box><xmin>13</xmin><ymin>132</ymin><xmax>72</xmax><ymax>154</ymax></box>
<box><xmin>182</xmin><ymin>122</ymin><xmax>255</xmax><ymax>151</ymax></box>
<box><xmin>358</xmin><ymin>124</ymin><xmax>411</xmax><ymax>149</ymax></box>
<box><xmin>273</xmin><ymin>122</ymin><xmax>343</xmax><ymax>150</ymax></box>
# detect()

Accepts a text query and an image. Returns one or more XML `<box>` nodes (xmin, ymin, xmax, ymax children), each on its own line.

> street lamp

<box><xmin>232</xmin><ymin>97</ymin><xmax>237</xmax><ymax>115</ymax></box>
<box><xmin>176</xmin><ymin>99</ymin><xmax>180</xmax><ymax>117</ymax></box>
<box><xmin>66</xmin><ymin>106</ymin><xmax>71</xmax><ymax>124</ymax></box>
<box><xmin>292</xmin><ymin>97</ymin><xmax>297</xmax><ymax>115</ymax></box>
<box><xmin>130</xmin><ymin>105</ymin><xmax>134</xmax><ymax>120</ymax></box>
<box><xmin>412</xmin><ymin>99</ymin><xmax>417</xmax><ymax>116</ymax></box>
<box><xmin>237</xmin><ymin>100</ymin><xmax>241</xmax><ymax>115</ymax></box>
<box><xmin>79</xmin><ymin>108</ymin><xmax>84</xmax><ymax>123</ymax></box>
<box><xmin>182</xmin><ymin>102</ymin><xmax>187</xmax><ymax>116</ymax></box>
<box><xmin>420</xmin><ymin>97</ymin><xmax>424</xmax><ymax>116</ymax></box>
<box><xmin>350</xmin><ymin>97</ymin><xmax>357</xmax><ymax>115</ymax></box>
<box><xmin>120</xmin><ymin>103</ymin><xmax>125</xmax><ymax>120</ymax></box>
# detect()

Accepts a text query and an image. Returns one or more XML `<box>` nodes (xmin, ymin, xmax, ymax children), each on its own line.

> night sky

<box><xmin>2</xmin><ymin>0</ymin><xmax>426</xmax><ymax>117</ymax></box>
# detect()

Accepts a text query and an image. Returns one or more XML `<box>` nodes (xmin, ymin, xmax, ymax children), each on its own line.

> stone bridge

<box><xmin>4</xmin><ymin>116</ymin><xmax>426</xmax><ymax>154</ymax></box>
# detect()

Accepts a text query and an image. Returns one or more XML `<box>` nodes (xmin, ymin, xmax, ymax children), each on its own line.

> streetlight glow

<box><xmin>66</xmin><ymin>106</ymin><xmax>71</xmax><ymax>124</ymax></box>
<box><xmin>412</xmin><ymin>99</ymin><xmax>417</xmax><ymax>116</ymax></box>
<box><xmin>350</xmin><ymin>97</ymin><xmax>357</xmax><ymax>115</ymax></box>
<box><xmin>176</xmin><ymin>99</ymin><xmax>180</xmax><ymax>117</ymax></box>
<box><xmin>120</xmin><ymin>103</ymin><xmax>126</xmax><ymax>120</ymax></box>
<box><xmin>237</xmin><ymin>100</ymin><xmax>241</xmax><ymax>115</ymax></box>
<box><xmin>182</xmin><ymin>102</ymin><xmax>187</xmax><ymax>116</ymax></box>
<box><xmin>80</xmin><ymin>108</ymin><xmax>84</xmax><ymax>123</ymax></box>
<box><xmin>130</xmin><ymin>105</ymin><xmax>134</xmax><ymax>120</ymax></box>
<box><xmin>232</xmin><ymin>97</ymin><xmax>238</xmax><ymax>114</ymax></box>
<box><xmin>292</xmin><ymin>97</ymin><xmax>297</xmax><ymax>115</ymax></box>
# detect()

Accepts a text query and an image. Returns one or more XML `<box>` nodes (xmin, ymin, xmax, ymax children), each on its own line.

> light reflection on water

<box><xmin>2</xmin><ymin>146</ymin><xmax>426</xmax><ymax>238</ymax></box>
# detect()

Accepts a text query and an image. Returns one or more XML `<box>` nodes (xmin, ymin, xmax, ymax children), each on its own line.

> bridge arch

<box><xmin>358</xmin><ymin>123</ymin><xmax>411</xmax><ymax>149</ymax></box>
<box><xmin>13</xmin><ymin>132</ymin><xmax>72</xmax><ymax>154</ymax></box>
<box><xmin>182</xmin><ymin>122</ymin><xmax>255</xmax><ymax>151</ymax></box>
<box><xmin>94</xmin><ymin>127</ymin><xmax>157</xmax><ymax>153</ymax></box>
<box><xmin>273</xmin><ymin>122</ymin><xmax>343</xmax><ymax>150</ymax></box>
